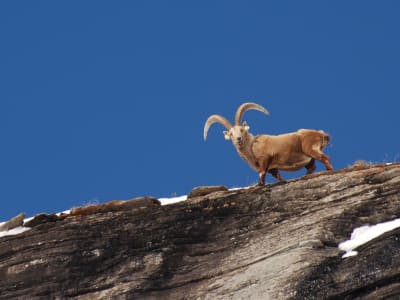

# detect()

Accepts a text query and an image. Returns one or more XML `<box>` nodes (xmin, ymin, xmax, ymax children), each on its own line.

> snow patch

<box><xmin>339</xmin><ymin>218</ymin><xmax>400</xmax><ymax>258</ymax></box>
<box><xmin>158</xmin><ymin>186</ymin><xmax>250</xmax><ymax>206</ymax></box>
<box><xmin>228</xmin><ymin>185</ymin><xmax>252</xmax><ymax>191</ymax></box>
<box><xmin>159</xmin><ymin>195</ymin><xmax>187</xmax><ymax>205</ymax></box>
<box><xmin>0</xmin><ymin>226</ymin><xmax>31</xmax><ymax>238</ymax></box>
<box><xmin>342</xmin><ymin>250</ymin><xmax>358</xmax><ymax>258</ymax></box>
<box><xmin>57</xmin><ymin>209</ymin><xmax>71</xmax><ymax>216</ymax></box>
<box><xmin>1</xmin><ymin>185</ymin><xmax>249</xmax><ymax>237</ymax></box>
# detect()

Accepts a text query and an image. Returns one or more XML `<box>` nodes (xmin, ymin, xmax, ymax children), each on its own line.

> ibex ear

<box><xmin>242</xmin><ymin>121</ymin><xmax>250</xmax><ymax>131</ymax></box>
<box><xmin>223</xmin><ymin>131</ymin><xmax>231</xmax><ymax>140</ymax></box>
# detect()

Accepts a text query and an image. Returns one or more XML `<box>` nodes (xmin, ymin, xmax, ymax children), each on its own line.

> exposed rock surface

<box><xmin>0</xmin><ymin>163</ymin><xmax>400</xmax><ymax>299</ymax></box>
<box><xmin>24</xmin><ymin>213</ymin><xmax>59</xmax><ymax>228</ymax></box>
<box><xmin>0</xmin><ymin>213</ymin><xmax>25</xmax><ymax>232</ymax></box>
<box><xmin>187</xmin><ymin>185</ymin><xmax>229</xmax><ymax>198</ymax></box>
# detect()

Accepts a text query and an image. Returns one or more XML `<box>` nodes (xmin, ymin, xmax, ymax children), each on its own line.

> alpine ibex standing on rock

<box><xmin>204</xmin><ymin>102</ymin><xmax>333</xmax><ymax>185</ymax></box>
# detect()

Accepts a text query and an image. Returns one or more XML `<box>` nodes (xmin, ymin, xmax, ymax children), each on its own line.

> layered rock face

<box><xmin>1</xmin><ymin>163</ymin><xmax>400</xmax><ymax>299</ymax></box>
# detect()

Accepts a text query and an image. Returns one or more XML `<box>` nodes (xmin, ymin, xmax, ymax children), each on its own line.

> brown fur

<box><xmin>248</xmin><ymin>129</ymin><xmax>333</xmax><ymax>185</ymax></box>
<box><xmin>204</xmin><ymin>103</ymin><xmax>333</xmax><ymax>185</ymax></box>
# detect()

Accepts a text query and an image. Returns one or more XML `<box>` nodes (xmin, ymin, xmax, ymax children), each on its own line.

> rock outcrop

<box><xmin>0</xmin><ymin>213</ymin><xmax>25</xmax><ymax>232</ymax></box>
<box><xmin>1</xmin><ymin>163</ymin><xmax>400</xmax><ymax>299</ymax></box>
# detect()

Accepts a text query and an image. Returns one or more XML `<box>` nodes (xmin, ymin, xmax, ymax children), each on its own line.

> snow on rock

<box><xmin>0</xmin><ymin>213</ymin><xmax>31</xmax><ymax>238</ymax></box>
<box><xmin>342</xmin><ymin>250</ymin><xmax>358</xmax><ymax>258</ymax></box>
<box><xmin>339</xmin><ymin>218</ymin><xmax>400</xmax><ymax>258</ymax></box>
<box><xmin>159</xmin><ymin>195</ymin><xmax>187</xmax><ymax>205</ymax></box>
<box><xmin>57</xmin><ymin>210</ymin><xmax>71</xmax><ymax>216</ymax></box>
<box><xmin>158</xmin><ymin>186</ymin><xmax>249</xmax><ymax>206</ymax></box>
<box><xmin>0</xmin><ymin>226</ymin><xmax>31</xmax><ymax>238</ymax></box>
<box><xmin>0</xmin><ymin>186</ymin><xmax>246</xmax><ymax>237</ymax></box>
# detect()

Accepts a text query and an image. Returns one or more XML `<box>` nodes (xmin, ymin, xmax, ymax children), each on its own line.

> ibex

<box><xmin>203</xmin><ymin>102</ymin><xmax>333</xmax><ymax>185</ymax></box>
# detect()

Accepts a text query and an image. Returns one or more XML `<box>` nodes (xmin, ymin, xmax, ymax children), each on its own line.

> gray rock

<box><xmin>69</xmin><ymin>197</ymin><xmax>161</xmax><ymax>216</ymax></box>
<box><xmin>0</xmin><ymin>164</ymin><xmax>400</xmax><ymax>299</ymax></box>
<box><xmin>188</xmin><ymin>185</ymin><xmax>228</xmax><ymax>198</ymax></box>
<box><xmin>24</xmin><ymin>213</ymin><xmax>60</xmax><ymax>228</ymax></box>
<box><xmin>0</xmin><ymin>212</ymin><xmax>26</xmax><ymax>231</ymax></box>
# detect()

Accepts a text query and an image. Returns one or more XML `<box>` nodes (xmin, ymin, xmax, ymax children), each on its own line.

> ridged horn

<box><xmin>203</xmin><ymin>115</ymin><xmax>233</xmax><ymax>141</ymax></box>
<box><xmin>234</xmin><ymin>102</ymin><xmax>270</xmax><ymax>125</ymax></box>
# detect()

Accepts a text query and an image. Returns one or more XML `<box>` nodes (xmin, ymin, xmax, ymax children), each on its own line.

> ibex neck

<box><xmin>235</xmin><ymin>134</ymin><xmax>258</xmax><ymax>170</ymax></box>
<box><xmin>236</xmin><ymin>135</ymin><xmax>254</xmax><ymax>152</ymax></box>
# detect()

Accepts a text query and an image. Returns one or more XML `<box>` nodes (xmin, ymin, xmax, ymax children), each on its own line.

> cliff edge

<box><xmin>1</xmin><ymin>163</ymin><xmax>400</xmax><ymax>299</ymax></box>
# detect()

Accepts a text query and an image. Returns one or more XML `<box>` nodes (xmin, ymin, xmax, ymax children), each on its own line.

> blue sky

<box><xmin>1</xmin><ymin>1</ymin><xmax>399</xmax><ymax>220</ymax></box>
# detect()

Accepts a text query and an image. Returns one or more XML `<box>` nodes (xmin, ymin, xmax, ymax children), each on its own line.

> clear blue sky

<box><xmin>1</xmin><ymin>1</ymin><xmax>399</xmax><ymax>220</ymax></box>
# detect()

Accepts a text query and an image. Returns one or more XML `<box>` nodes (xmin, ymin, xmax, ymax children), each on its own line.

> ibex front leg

<box><xmin>257</xmin><ymin>158</ymin><xmax>272</xmax><ymax>186</ymax></box>
<box><xmin>258</xmin><ymin>171</ymin><xmax>267</xmax><ymax>186</ymax></box>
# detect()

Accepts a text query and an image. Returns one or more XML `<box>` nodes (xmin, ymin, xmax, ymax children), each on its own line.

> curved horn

<box><xmin>203</xmin><ymin>114</ymin><xmax>233</xmax><ymax>141</ymax></box>
<box><xmin>234</xmin><ymin>102</ymin><xmax>270</xmax><ymax>125</ymax></box>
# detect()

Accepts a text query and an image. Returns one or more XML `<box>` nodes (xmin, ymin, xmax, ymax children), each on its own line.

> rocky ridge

<box><xmin>1</xmin><ymin>163</ymin><xmax>400</xmax><ymax>299</ymax></box>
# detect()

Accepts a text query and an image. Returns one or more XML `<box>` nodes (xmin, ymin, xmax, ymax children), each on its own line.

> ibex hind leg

<box><xmin>305</xmin><ymin>146</ymin><xmax>333</xmax><ymax>171</ymax></box>
<box><xmin>305</xmin><ymin>158</ymin><xmax>316</xmax><ymax>174</ymax></box>
<box><xmin>321</xmin><ymin>154</ymin><xmax>333</xmax><ymax>171</ymax></box>
<box><xmin>269</xmin><ymin>169</ymin><xmax>285</xmax><ymax>182</ymax></box>
<box><xmin>301</xmin><ymin>133</ymin><xmax>333</xmax><ymax>171</ymax></box>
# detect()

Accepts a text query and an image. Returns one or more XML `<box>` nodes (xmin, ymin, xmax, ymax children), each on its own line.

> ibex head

<box><xmin>204</xmin><ymin>102</ymin><xmax>269</xmax><ymax>149</ymax></box>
